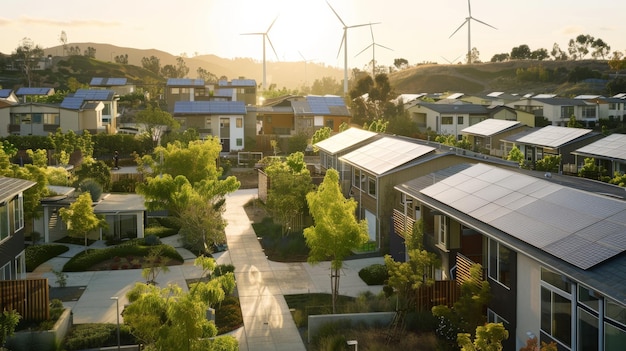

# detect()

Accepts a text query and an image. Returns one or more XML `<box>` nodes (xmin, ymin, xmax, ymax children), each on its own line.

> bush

<box><xmin>358</xmin><ymin>264</ymin><xmax>389</xmax><ymax>285</ymax></box>
<box><xmin>213</xmin><ymin>264</ymin><xmax>235</xmax><ymax>278</ymax></box>
<box><xmin>145</xmin><ymin>225</ymin><xmax>179</xmax><ymax>238</ymax></box>
<box><xmin>215</xmin><ymin>296</ymin><xmax>243</xmax><ymax>334</ymax></box>
<box><xmin>63</xmin><ymin>244</ymin><xmax>183</xmax><ymax>272</ymax></box>
<box><xmin>63</xmin><ymin>323</ymin><xmax>136</xmax><ymax>350</ymax></box>
<box><xmin>144</xmin><ymin>234</ymin><xmax>161</xmax><ymax>246</ymax></box>
<box><xmin>25</xmin><ymin>244</ymin><xmax>69</xmax><ymax>272</ymax></box>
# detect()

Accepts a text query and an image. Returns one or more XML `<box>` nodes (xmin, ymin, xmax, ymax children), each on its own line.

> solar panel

<box><xmin>174</xmin><ymin>101</ymin><xmax>246</xmax><ymax>115</ymax></box>
<box><xmin>419</xmin><ymin>163</ymin><xmax>626</xmax><ymax>270</ymax></box>
<box><xmin>314</xmin><ymin>128</ymin><xmax>377</xmax><ymax>154</ymax></box>
<box><xmin>516</xmin><ymin>125</ymin><xmax>592</xmax><ymax>148</ymax></box>
<box><xmin>574</xmin><ymin>134</ymin><xmax>626</xmax><ymax>161</ymax></box>
<box><xmin>461</xmin><ymin>119</ymin><xmax>520</xmax><ymax>136</ymax></box>
<box><xmin>60</xmin><ymin>97</ymin><xmax>85</xmax><ymax>109</ymax></box>
<box><xmin>75</xmin><ymin>89</ymin><xmax>114</xmax><ymax>100</ymax></box>
<box><xmin>16</xmin><ymin>87</ymin><xmax>53</xmax><ymax>95</ymax></box>
<box><xmin>167</xmin><ymin>78</ymin><xmax>205</xmax><ymax>87</ymax></box>
<box><xmin>0</xmin><ymin>89</ymin><xmax>12</xmax><ymax>98</ymax></box>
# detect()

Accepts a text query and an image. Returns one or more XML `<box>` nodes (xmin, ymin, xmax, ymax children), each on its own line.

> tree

<box><xmin>490</xmin><ymin>53</ymin><xmax>510</xmax><ymax>62</ymax></box>
<box><xmin>534</xmin><ymin>155</ymin><xmax>561</xmax><ymax>173</ymax></box>
<box><xmin>0</xmin><ymin>309</ymin><xmax>21</xmax><ymax>349</ymax></box>
<box><xmin>550</xmin><ymin>43</ymin><xmax>568</xmax><ymax>61</ymax></box>
<box><xmin>179</xmin><ymin>194</ymin><xmax>227</xmax><ymax>254</ymax></box>
<box><xmin>457</xmin><ymin>323</ymin><xmax>509</xmax><ymax>351</ymax></box>
<box><xmin>59</xmin><ymin>31</ymin><xmax>68</xmax><ymax>56</ymax></box>
<box><xmin>58</xmin><ymin>192</ymin><xmax>107</xmax><ymax>248</ymax></box>
<box><xmin>67</xmin><ymin>77</ymin><xmax>88</xmax><ymax>92</ymax></box>
<box><xmin>570</xmin><ymin>34</ymin><xmax>595</xmax><ymax>59</ymax></box>
<box><xmin>608</xmin><ymin>51</ymin><xmax>626</xmax><ymax>73</ymax></box>
<box><xmin>467</xmin><ymin>47</ymin><xmax>480</xmax><ymax>64</ymax></box>
<box><xmin>393</xmin><ymin>58</ymin><xmax>409</xmax><ymax>70</ymax></box>
<box><xmin>519</xmin><ymin>336</ymin><xmax>558</xmax><ymax>351</ymax></box>
<box><xmin>363</xmin><ymin>119</ymin><xmax>388</xmax><ymax>132</ymax></box>
<box><xmin>304</xmin><ymin>169</ymin><xmax>369</xmax><ymax>313</ymax></box>
<box><xmin>530</xmin><ymin>48</ymin><xmax>549</xmax><ymax>61</ymax></box>
<box><xmin>510</xmin><ymin>45</ymin><xmax>531</xmax><ymax>60</ymax></box>
<box><xmin>49</xmin><ymin>129</ymin><xmax>94</xmax><ymax>165</ymax></box>
<box><xmin>114</xmin><ymin>54</ymin><xmax>129</xmax><ymax>64</ymax></box>
<box><xmin>176</xmin><ymin>56</ymin><xmax>190</xmax><ymax>78</ymax></box>
<box><xmin>161</xmin><ymin>64</ymin><xmax>179</xmax><ymax>78</ymax></box>
<box><xmin>13</xmin><ymin>37</ymin><xmax>44</xmax><ymax>88</ymax></box>
<box><xmin>83</xmin><ymin>46</ymin><xmax>96</xmax><ymax>58</ymax></box>
<box><xmin>123</xmin><ymin>257</ymin><xmax>237</xmax><ymax>351</ymax></box>
<box><xmin>265</xmin><ymin>152</ymin><xmax>313</xmax><ymax>236</ymax></box>
<box><xmin>141</xmin><ymin>55</ymin><xmax>161</xmax><ymax>75</ymax></box>
<box><xmin>311</xmin><ymin>127</ymin><xmax>332</xmax><ymax>152</ymax></box>
<box><xmin>135</xmin><ymin>104</ymin><xmax>180</xmax><ymax>146</ymax></box>
<box><xmin>506</xmin><ymin>145</ymin><xmax>526</xmax><ymax>168</ymax></box>
<box><xmin>141</xmin><ymin>246</ymin><xmax>171</xmax><ymax>285</ymax></box>
<box><xmin>567</xmin><ymin>115</ymin><xmax>583</xmax><ymax>128</ymax></box>
<box><xmin>196</xmin><ymin>67</ymin><xmax>218</xmax><ymax>83</ymax></box>
<box><xmin>75</xmin><ymin>159</ymin><xmax>112</xmax><ymax>191</ymax></box>
<box><xmin>591</xmin><ymin>38</ymin><xmax>611</xmax><ymax>59</ymax></box>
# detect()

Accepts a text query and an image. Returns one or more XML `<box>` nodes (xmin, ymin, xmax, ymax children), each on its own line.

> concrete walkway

<box><xmin>28</xmin><ymin>188</ymin><xmax>384</xmax><ymax>350</ymax></box>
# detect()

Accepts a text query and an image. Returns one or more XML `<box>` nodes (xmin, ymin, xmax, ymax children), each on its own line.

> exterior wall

<box><xmin>516</xmin><ymin>253</ymin><xmax>541</xmax><ymax>350</ymax></box>
<box><xmin>323</xmin><ymin>116</ymin><xmax>351</xmax><ymax>132</ymax></box>
<box><xmin>261</xmin><ymin>114</ymin><xmax>293</xmax><ymax>135</ymax></box>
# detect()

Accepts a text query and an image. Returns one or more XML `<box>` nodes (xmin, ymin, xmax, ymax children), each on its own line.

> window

<box><xmin>236</xmin><ymin>138</ymin><xmax>243</xmax><ymax>146</ymax></box>
<box><xmin>578</xmin><ymin>308</ymin><xmax>599</xmax><ymax>351</ymax></box>
<box><xmin>437</xmin><ymin>215</ymin><xmax>448</xmax><ymax>248</ymax></box>
<box><xmin>457</xmin><ymin>116</ymin><xmax>464</xmax><ymax>124</ymax></box>
<box><xmin>325</xmin><ymin>119</ymin><xmax>334</xmax><ymax>129</ymax></box>
<box><xmin>353</xmin><ymin>168</ymin><xmax>360</xmax><ymax>188</ymax></box>
<box><xmin>170</xmin><ymin>88</ymin><xmax>180</xmax><ymax>94</ymax></box>
<box><xmin>541</xmin><ymin>268</ymin><xmax>572</xmax><ymax>348</ymax></box>
<box><xmin>0</xmin><ymin>205</ymin><xmax>8</xmax><ymax>242</ymax></box>
<box><xmin>368</xmin><ymin>177</ymin><xmax>376</xmax><ymax>197</ymax></box>
<box><xmin>1</xmin><ymin>262</ymin><xmax>10</xmax><ymax>280</ymax></box>
<box><xmin>561</xmin><ymin>106</ymin><xmax>574</xmax><ymax>119</ymax></box>
<box><xmin>582</xmin><ymin>106</ymin><xmax>596</xmax><ymax>118</ymax></box>
<box><xmin>606</xmin><ymin>298</ymin><xmax>626</xmax><ymax>326</ymax></box>
<box><xmin>441</xmin><ymin>116</ymin><xmax>453</xmax><ymax>125</ymax></box>
<box><xmin>220</xmin><ymin>118</ymin><xmax>230</xmax><ymax>128</ymax></box>
<box><xmin>487</xmin><ymin>309</ymin><xmax>509</xmax><ymax>328</ymax></box>
<box><xmin>236</xmin><ymin>118</ymin><xmax>243</xmax><ymax>128</ymax></box>
<box><xmin>43</xmin><ymin>113</ymin><xmax>60</xmax><ymax>125</ymax></box>
<box><xmin>488</xmin><ymin>238</ymin><xmax>511</xmax><ymax>288</ymax></box>
<box><xmin>14</xmin><ymin>194</ymin><xmax>23</xmax><ymax>232</ymax></box>
<box><xmin>605</xmin><ymin>322</ymin><xmax>626</xmax><ymax>350</ymax></box>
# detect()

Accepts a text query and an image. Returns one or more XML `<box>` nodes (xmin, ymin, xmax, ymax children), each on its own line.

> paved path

<box><xmin>28</xmin><ymin>188</ymin><xmax>385</xmax><ymax>350</ymax></box>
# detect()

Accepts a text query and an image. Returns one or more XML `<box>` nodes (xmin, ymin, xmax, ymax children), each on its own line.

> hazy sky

<box><xmin>2</xmin><ymin>0</ymin><xmax>626</xmax><ymax>70</ymax></box>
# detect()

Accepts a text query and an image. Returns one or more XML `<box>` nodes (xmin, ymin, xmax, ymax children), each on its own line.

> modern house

<box><xmin>394</xmin><ymin>162</ymin><xmax>626</xmax><ymax>351</ymax></box>
<box><xmin>501</xmin><ymin>125</ymin><xmax>603</xmax><ymax>173</ymax></box>
<box><xmin>89</xmin><ymin>77</ymin><xmax>135</xmax><ymax>96</ymax></box>
<box><xmin>572</xmin><ymin>133</ymin><xmax>626</xmax><ymax>176</ymax></box>
<box><xmin>71</xmin><ymin>89</ymin><xmax>119</xmax><ymax>132</ymax></box>
<box><xmin>172</xmin><ymin>100</ymin><xmax>250</xmax><ymax>152</ymax></box>
<box><xmin>461</xmin><ymin>118</ymin><xmax>529</xmax><ymax>157</ymax></box>
<box><xmin>405</xmin><ymin>102</ymin><xmax>490</xmax><ymax>139</ymax></box>
<box><xmin>0</xmin><ymin>176</ymin><xmax>36</xmax><ymax>281</ymax></box>
<box><xmin>314</xmin><ymin>127</ymin><xmax>378</xmax><ymax>194</ymax></box>
<box><xmin>506</xmin><ymin>95</ymin><xmax>599</xmax><ymax>127</ymax></box>
<box><xmin>165</xmin><ymin>78</ymin><xmax>257</xmax><ymax>113</ymax></box>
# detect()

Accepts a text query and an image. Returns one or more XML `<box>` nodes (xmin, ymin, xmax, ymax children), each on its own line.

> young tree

<box><xmin>304</xmin><ymin>169</ymin><xmax>369</xmax><ymax>313</ymax></box>
<box><xmin>457</xmin><ymin>323</ymin><xmax>509</xmax><ymax>351</ymax></box>
<box><xmin>13</xmin><ymin>37</ymin><xmax>44</xmax><ymax>88</ymax></box>
<box><xmin>179</xmin><ymin>195</ymin><xmax>227</xmax><ymax>254</ymax></box>
<box><xmin>135</xmin><ymin>104</ymin><xmax>180</xmax><ymax>146</ymax></box>
<box><xmin>58</xmin><ymin>192</ymin><xmax>107</xmax><ymax>248</ymax></box>
<box><xmin>311</xmin><ymin>126</ymin><xmax>332</xmax><ymax>152</ymax></box>
<box><xmin>506</xmin><ymin>145</ymin><xmax>525</xmax><ymax>168</ymax></box>
<box><xmin>534</xmin><ymin>155</ymin><xmax>561</xmax><ymax>173</ymax></box>
<box><xmin>0</xmin><ymin>309</ymin><xmax>21</xmax><ymax>349</ymax></box>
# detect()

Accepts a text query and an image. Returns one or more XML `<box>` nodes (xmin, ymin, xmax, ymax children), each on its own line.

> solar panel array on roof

<box><xmin>420</xmin><ymin>163</ymin><xmax>626</xmax><ymax>270</ymax></box>
<box><xmin>461</xmin><ymin>119</ymin><xmax>521</xmax><ymax>137</ymax></box>
<box><xmin>573</xmin><ymin>133</ymin><xmax>626</xmax><ymax>161</ymax></box>
<box><xmin>0</xmin><ymin>177</ymin><xmax>36</xmax><ymax>202</ymax></box>
<box><xmin>487</xmin><ymin>92</ymin><xmax>504</xmax><ymax>97</ymax></box>
<box><xmin>167</xmin><ymin>78</ymin><xmax>205</xmax><ymax>87</ymax></box>
<box><xmin>60</xmin><ymin>97</ymin><xmax>85</xmax><ymax>109</ymax></box>
<box><xmin>516</xmin><ymin>125</ymin><xmax>592</xmax><ymax>148</ymax></box>
<box><xmin>0</xmin><ymin>89</ymin><xmax>12</xmax><ymax>98</ymax></box>
<box><xmin>314</xmin><ymin>128</ymin><xmax>377</xmax><ymax>154</ymax></box>
<box><xmin>341</xmin><ymin>137</ymin><xmax>435</xmax><ymax>176</ymax></box>
<box><xmin>75</xmin><ymin>89</ymin><xmax>114</xmax><ymax>100</ymax></box>
<box><xmin>229</xmin><ymin>79</ymin><xmax>256</xmax><ymax>86</ymax></box>
<box><xmin>90</xmin><ymin>77</ymin><xmax>127</xmax><ymax>86</ymax></box>
<box><xmin>16</xmin><ymin>87</ymin><xmax>53</xmax><ymax>95</ymax></box>
<box><xmin>174</xmin><ymin>101</ymin><xmax>246</xmax><ymax>115</ymax></box>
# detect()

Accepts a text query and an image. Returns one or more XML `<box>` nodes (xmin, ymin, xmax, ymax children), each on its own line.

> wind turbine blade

<box><xmin>267</xmin><ymin>16</ymin><xmax>278</xmax><ymax>33</ymax></box>
<box><xmin>336</xmin><ymin>32</ymin><xmax>345</xmax><ymax>59</ymax></box>
<box><xmin>471</xmin><ymin>17</ymin><xmax>497</xmax><ymax>30</ymax></box>
<box><xmin>376</xmin><ymin>43</ymin><xmax>393</xmax><ymax>51</ymax></box>
<box><xmin>298</xmin><ymin>50</ymin><xmax>306</xmax><ymax>61</ymax></box>
<box><xmin>467</xmin><ymin>0</ymin><xmax>472</xmax><ymax>17</ymax></box>
<box><xmin>241</xmin><ymin>32</ymin><xmax>264</xmax><ymax>36</ymax></box>
<box><xmin>349</xmin><ymin>22</ymin><xmax>380</xmax><ymax>29</ymax></box>
<box><xmin>370</xmin><ymin>24</ymin><xmax>374</xmax><ymax>41</ymax></box>
<box><xmin>326</xmin><ymin>1</ymin><xmax>346</xmax><ymax>27</ymax></box>
<box><xmin>355</xmin><ymin>44</ymin><xmax>373</xmax><ymax>57</ymax></box>
<box><xmin>449</xmin><ymin>20</ymin><xmax>467</xmax><ymax>38</ymax></box>
<box><xmin>266</xmin><ymin>35</ymin><xmax>279</xmax><ymax>60</ymax></box>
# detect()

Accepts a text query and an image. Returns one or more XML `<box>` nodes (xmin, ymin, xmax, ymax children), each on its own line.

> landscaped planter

<box><xmin>6</xmin><ymin>308</ymin><xmax>72</xmax><ymax>351</ymax></box>
<box><xmin>307</xmin><ymin>312</ymin><xmax>396</xmax><ymax>343</ymax></box>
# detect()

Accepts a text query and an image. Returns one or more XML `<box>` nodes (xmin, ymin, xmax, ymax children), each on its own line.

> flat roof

<box><xmin>515</xmin><ymin>125</ymin><xmax>592</xmax><ymax>148</ymax></box>
<box><xmin>314</xmin><ymin>128</ymin><xmax>378</xmax><ymax>155</ymax></box>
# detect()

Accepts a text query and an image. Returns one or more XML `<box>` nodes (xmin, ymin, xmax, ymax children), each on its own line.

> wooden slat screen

<box><xmin>455</xmin><ymin>253</ymin><xmax>483</xmax><ymax>289</ymax></box>
<box><xmin>0</xmin><ymin>279</ymin><xmax>50</xmax><ymax>321</ymax></box>
<box><xmin>392</xmin><ymin>209</ymin><xmax>415</xmax><ymax>238</ymax></box>
<box><xmin>414</xmin><ymin>280</ymin><xmax>460</xmax><ymax>312</ymax></box>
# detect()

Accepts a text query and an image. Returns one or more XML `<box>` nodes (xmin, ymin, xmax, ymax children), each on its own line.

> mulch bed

<box><xmin>50</xmin><ymin>286</ymin><xmax>87</xmax><ymax>302</ymax></box>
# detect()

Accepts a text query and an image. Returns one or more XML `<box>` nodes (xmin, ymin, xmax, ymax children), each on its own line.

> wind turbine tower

<box><xmin>449</xmin><ymin>0</ymin><xmax>496</xmax><ymax>64</ymax></box>
<box><xmin>356</xmin><ymin>23</ymin><xmax>392</xmax><ymax>77</ymax></box>
<box><xmin>241</xmin><ymin>17</ymin><xmax>279</xmax><ymax>91</ymax></box>
<box><xmin>326</xmin><ymin>1</ymin><xmax>377</xmax><ymax>95</ymax></box>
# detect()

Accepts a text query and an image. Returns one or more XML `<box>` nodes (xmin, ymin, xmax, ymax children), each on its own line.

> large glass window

<box><xmin>561</xmin><ymin>106</ymin><xmax>574</xmax><ymax>118</ymax></box>
<box><xmin>488</xmin><ymin>238</ymin><xmax>511</xmax><ymax>288</ymax></box>
<box><xmin>606</xmin><ymin>299</ymin><xmax>626</xmax><ymax>326</ymax></box>
<box><xmin>368</xmin><ymin>177</ymin><xmax>376</xmax><ymax>197</ymax></box>
<box><xmin>541</xmin><ymin>287</ymin><xmax>572</xmax><ymax>347</ymax></box>
<box><xmin>13</xmin><ymin>194</ymin><xmax>23</xmax><ymax>232</ymax></box>
<box><xmin>578</xmin><ymin>308</ymin><xmax>599</xmax><ymax>351</ymax></box>
<box><xmin>0</xmin><ymin>205</ymin><xmax>8</xmax><ymax>241</ymax></box>
<box><xmin>582</xmin><ymin>106</ymin><xmax>596</xmax><ymax>118</ymax></box>
<box><xmin>441</xmin><ymin>116</ymin><xmax>453</xmax><ymax>125</ymax></box>
<box><xmin>606</xmin><ymin>322</ymin><xmax>626</xmax><ymax>351</ymax></box>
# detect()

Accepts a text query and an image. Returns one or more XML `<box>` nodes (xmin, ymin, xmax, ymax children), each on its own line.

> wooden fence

<box><xmin>414</xmin><ymin>280</ymin><xmax>460</xmax><ymax>312</ymax></box>
<box><xmin>0</xmin><ymin>279</ymin><xmax>50</xmax><ymax>321</ymax></box>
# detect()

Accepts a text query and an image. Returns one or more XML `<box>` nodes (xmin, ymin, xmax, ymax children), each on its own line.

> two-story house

<box><xmin>506</xmin><ymin>95</ymin><xmax>599</xmax><ymax>127</ymax></box>
<box><xmin>405</xmin><ymin>102</ymin><xmax>490</xmax><ymax>139</ymax></box>
<box><xmin>461</xmin><ymin>118</ymin><xmax>530</xmax><ymax>157</ymax></box>
<box><xmin>394</xmin><ymin>163</ymin><xmax>626</xmax><ymax>351</ymax></box>
<box><xmin>572</xmin><ymin>133</ymin><xmax>626</xmax><ymax>176</ymax></box>
<box><xmin>0</xmin><ymin>177</ymin><xmax>36</xmax><ymax>281</ymax></box>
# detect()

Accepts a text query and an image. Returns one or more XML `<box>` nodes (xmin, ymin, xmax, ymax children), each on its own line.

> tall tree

<box><xmin>510</xmin><ymin>44</ymin><xmax>531</xmax><ymax>60</ymax></box>
<box><xmin>393</xmin><ymin>58</ymin><xmax>409</xmax><ymax>70</ymax></box>
<box><xmin>176</xmin><ymin>56</ymin><xmax>190</xmax><ymax>78</ymax></box>
<box><xmin>58</xmin><ymin>192</ymin><xmax>107</xmax><ymax>248</ymax></box>
<box><xmin>304</xmin><ymin>169</ymin><xmax>369</xmax><ymax>313</ymax></box>
<box><xmin>13</xmin><ymin>37</ymin><xmax>44</xmax><ymax>87</ymax></box>
<box><xmin>591</xmin><ymin>38</ymin><xmax>611</xmax><ymax>59</ymax></box>
<box><xmin>135</xmin><ymin>104</ymin><xmax>180</xmax><ymax>146</ymax></box>
<box><xmin>59</xmin><ymin>31</ymin><xmax>68</xmax><ymax>56</ymax></box>
<box><xmin>196</xmin><ymin>67</ymin><xmax>218</xmax><ymax>83</ymax></box>
<box><xmin>83</xmin><ymin>46</ymin><xmax>96</xmax><ymax>58</ymax></box>
<box><xmin>141</xmin><ymin>55</ymin><xmax>161</xmax><ymax>75</ymax></box>
<box><xmin>550</xmin><ymin>43</ymin><xmax>568</xmax><ymax>60</ymax></box>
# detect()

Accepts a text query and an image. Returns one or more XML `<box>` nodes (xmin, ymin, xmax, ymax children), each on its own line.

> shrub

<box><xmin>144</xmin><ymin>226</ymin><xmax>178</xmax><ymax>238</ymax></box>
<box><xmin>358</xmin><ymin>264</ymin><xmax>389</xmax><ymax>285</ymax></box>
<box><xmin>63</xmin><ymin>244</ymin><xmax>183</xmax><ymax>272</ymax></box>
<box><xmin>143</xmin><ymin>234</ymin><xmax>161</xmax><ymax>246</ymax></box>
<box><xmin>213</xmin><ymin>264</ymin><xmax>235</xmax><ymax>278</ymax></box>
<box><xmin>215</xmin><ymin>296</ymin><xmax>243</xmax><ymax>334</ymax></box>
<box><xmin>25</xmin><ymin>244</ymin><xmax>69</xmax><ymax>272</ymax></box>
<box><xmin>63</xmin><ymin>323</ymin><xmax>135</xmax><ymax>350</ymax></box>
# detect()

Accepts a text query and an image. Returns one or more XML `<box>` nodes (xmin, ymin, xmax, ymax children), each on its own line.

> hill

<box><xmin>43</xmin><ymin>43</ymin><xmax>344</xmax><ymax>90</ymax></box>
<box><xmin>388</xmin><ymin>59</ymin><xmax>614</xmax><ymax>96</ymax></box>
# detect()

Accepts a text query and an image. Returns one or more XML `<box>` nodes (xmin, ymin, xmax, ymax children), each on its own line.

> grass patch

<box><xmin>25</xmin><ymin>244</ymin><xmax>69</xmax><ymax>272</ymax></box>
<box><xmin>253</xmin><ymin>217</ymin><xmax>309</xmax><ymax>262</ymax></box>
<box><xmin>62</xmin><ymin>243</ymin><xmax>183</xmax><ymax>272</ymax></box>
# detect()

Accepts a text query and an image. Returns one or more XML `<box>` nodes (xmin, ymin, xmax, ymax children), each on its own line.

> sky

<box><xmin>2</xmin><ymin>0</ymin><xmax>626</xmax><ymax>71</ymax></box>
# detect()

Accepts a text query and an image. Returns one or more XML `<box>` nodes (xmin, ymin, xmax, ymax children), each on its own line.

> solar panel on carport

<box><xmin>420</xmin><ymin>163</ymin><xmax>626</xmax><ymax>270</ymax></box>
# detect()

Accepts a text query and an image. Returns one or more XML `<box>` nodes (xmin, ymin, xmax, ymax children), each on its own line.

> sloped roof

<box><xmin>166</xmin><ymin>78</ymin><xmax>205</xmax><ymax>87</ymax></box>
<box><xmin>0</xmin><ymin>177</ymin><xmax>36</xmax><ymax>202</ymax></box>
<box><xmin>314</xmin><ymin>127</ymin><xmax>378</xmax><ymax>155</ymax></box>
<box><xmin>15</xmin><ymin>87</ymin><xmax>54</xmax><ymax>96</ymax></box>
<box><xmin>573</xmin><ymin>133</ymin><xmax>626</xmax><ymax>161</ymax></box>
<box><xmin>515</xmin><ymin>125</ymin><xmax>593</xmax><ymax>148</ymax></box>
<box><xmin>173</xmin><ymin>101</ymin><xmax>246</xmax><ymax>115</ymax></box>
<box><xmin>340</xmin><ymin>136</ymin><xmax>436</xmax><ymax>176</ymax></box>
<box><xmin>94</xmin><ymin>193</ymin><xmax>146</xmax><ymax>212</ymax></box>
<box><xmin>74</xmin><ymin>89</ymin><xmax>115</xmax><ymax>101</ymax></box>
<box><xmin>90</xmin><ymin>77</ymin><xmax>127</xmax><ymax>86</ymax></box>
<box><xmin>0</xmin><ymin>89</ymin><xmax>13</xmax><ymax>99</ymax></box>
<box><xmin>461</xmin><ymin>119</ymin><xmax>521</xmax><ymax>137</ymax></box>
<box><xmin>530</xmin><ymin>97</ymin><xmax>588</xmax><ymax>106</ymax></box>
<box><xmin>417</xmin><ymin>102</ymin><xmax>490</xmax><ymax>114</ymax></box>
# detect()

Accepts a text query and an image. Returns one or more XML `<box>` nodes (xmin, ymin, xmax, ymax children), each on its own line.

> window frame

<box><xmin>488</xmin><ymin>238</ymin><xmax>512</xmax><ymax>289</ymax></box>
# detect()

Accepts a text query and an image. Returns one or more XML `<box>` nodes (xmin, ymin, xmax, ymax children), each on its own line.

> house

<box><xmin>217</xmin><ymin>78</ymin><xmax>257</xmax><ymax>106</ymax></box>
<box><xmin>15</xmin><ymin>87</ymin><xmax>55</xmax><ymax>103</ymax></box>
<box><xmin>572</xmin><ymin>133</ymin><xmax>626</xmax><ymax>175</ymax></box>
<box><xmin>405</xmin><ymin>102</ymin><xmax>490</xmax><ymax>139</ymax></box>
<box><xmin>505</xmin><ymin>95</ymin><xmax>599</xmax><ymax>127</ymax></box>
<box><xmin>71</xmin><ymin>89</ymin><xmax>119</xmax><ymax>132</ymax></box>
<box><xmin>256</xmin><ymin>95</ymin><xmax>352</xmax><ymax>136</ymax></box>
<box><xmin>0</xmin><ymin>176</ymin><xmax>36</xmax><ymax>281</ymax></box>
<box><xmin>0</xmin><ymin>89</ymin><xmax>19</xmax><ymax>107</ymax></box>
<box><xmin>89</xmin><ymin>77</ymin><xmax>135</xmax><ymax>96</ymax></box>
<box><xmin>394</xmin><ymin>162</ymin><xmax>626</xmax><ymax>350</ymax></box>
<box><xmin>165</xmin><ymin>78</ymin><xmax>258</xmax><ymax>113</ymax></box>
<box><xmin>172</xmin><ymin>100</ymin><xmax>250</xmax><ymax>152</ymax></box>
<box><xmin>501</xmin><ymin>125</ymin><xmax>603</xmax><ymax>173</ymax></box>
<box><xmin>36</xmin><ymin>186</ymin><xmax>146</xmax><ymax>243</ymax></box>
<box><xmin>463</xmin><ymin>91</ymin><xmax>524</xmax><ymax>107</ymax></box>
<box><xmin>313</xmin><ymin>127</ymin><xmax>379</xmax><ymax>194</ymax></box>
<box><xmin>1</xmin><ymin>101</ymin><xmax>100</xmax><ymax>137</ymax></box>
<box><xmin>461</xmin><ymin>118</ymin><xmax>529</xmax><ymax>157</ymax></box>
<box><xmin>488</xmin><ymin>105</ymin><xmax>536</xmax><ymax>127</ymax></box>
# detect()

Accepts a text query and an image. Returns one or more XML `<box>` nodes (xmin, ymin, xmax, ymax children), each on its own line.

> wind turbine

<box><xmin>326</xmin><ymin>1</ymin><xmax>378</xmax><ymax>95</ymax></box>
<box><xmin>449</xmin><ymin>0</ymin><xmax>496</xmax><ymax>64</ymax></box>
<box><xmin>298</xmin><ymin>51</ymin><xmax>316</xmax><ymax>87</ymax></box>
<box><xmin>356</xmin><ymin>24</ymin><xmax>392</xmax><ymax>77</ymax></box>
<box><xmin>241</xmin><ymin>17</ymin><xmax>279</xmax><ymax>91</ymax></box>
<box><xmin>441</xmin><ymin>55</ymin><xmax>462</xmax><ymax>64</ymax></box>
